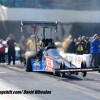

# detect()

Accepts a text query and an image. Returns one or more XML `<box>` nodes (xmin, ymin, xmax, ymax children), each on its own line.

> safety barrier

<box><xmin>60</xmin><ymin>51</ymin><xmax>91</xmax><ymax>68</ymax></box>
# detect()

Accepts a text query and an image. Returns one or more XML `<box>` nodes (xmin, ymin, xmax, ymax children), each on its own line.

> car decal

<box><xmin>45</xmin><ymin>56</ymin><xmax>54</xmax><ymax>72</ymax></box>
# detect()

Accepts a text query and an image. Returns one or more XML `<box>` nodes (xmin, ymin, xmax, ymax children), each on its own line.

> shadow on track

<box><xmin>1</xmin><ymin>63</ymin><xmax>100</xmax><ymax>83</ymax></box>
<box><xmin>37</xmin><ymin>72</ymin><xmax>83</xmax><ymax>81</ymax></box>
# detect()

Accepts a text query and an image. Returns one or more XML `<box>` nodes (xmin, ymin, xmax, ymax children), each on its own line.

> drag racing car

<box><xmin>21</xmin><ymin>21</ymin><xmax>100</xmax><ymax>78</ymax></box>
<box><xmin>24</xmin><ymin>45</ymin><xmax>100</xmax><ymax>77</ymax></box>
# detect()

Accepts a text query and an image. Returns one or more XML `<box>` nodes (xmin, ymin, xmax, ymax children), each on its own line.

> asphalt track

<box><xmin>0</xmin><ymin>61</ymin><xmax>100</xmax><ymax>100</ymax></box>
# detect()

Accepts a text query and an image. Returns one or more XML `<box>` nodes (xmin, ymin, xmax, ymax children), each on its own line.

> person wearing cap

<box><xmin>90</xmin><ymin>35</ymin><xmax>99</xmax><ymax>67</ymax></box>
<box><xmin>27</xmin><ymin>35</ymin><xmax>36</xmax><ymax>51</ymax></box>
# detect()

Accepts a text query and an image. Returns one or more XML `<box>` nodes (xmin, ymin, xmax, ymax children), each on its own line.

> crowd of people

<box><xmin>62</xmin><ymin>35</ymin><xmax>90</xmax><ymax>54</ymax></box>
<box><xmin>0</xmin><ymin>33</ymin><xmax>100</xmax><ymax>67</ymax></box>
<box><xmin>62</xmin><ymin>34</ymin><xmax>100</xmax><ymax>67</ymax></box>
<box><xmin>0</xmin><ymin>34</ymin><xmax>37</xmax><ymax>65</ymax></box>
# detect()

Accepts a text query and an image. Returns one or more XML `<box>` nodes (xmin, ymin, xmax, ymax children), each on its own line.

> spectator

<box><xmin>7</xmin><ymin>34</ymin><xmax>16</xmax><ymax>65</ymax></box>
<box><xmin>98</xmin><ymin>37</ymin><xmax>100</xmax><ymax>66</ymax></box>
<box><xmin>66</xmin><ymin>35</ymin><xmax>76</xmax><ymax>53</ymax></box>
<box><xmin>90</xmin><ymin>34</ymin><xmax>98</xmax><ymax>41</ymax></box>
<box><xmin>27</xmin><ymin>35</ymin><xmax>36</xmax><ymax>51</ymax></box>
<box><xmin>90</xmin><ymin>35</ymin><xmax>99</xmax><ymax>67</ymax></box>
<box><xmin>81</xmin><ymin>36</ymin><xmax>87</xmax><ymax>53</ymax></box>
<box><xmin>74</xmin><ymin>38</ymin><xmax>78</xmax><ymax>43</ymax></box>
<box><xmin>63</xmin><ymin>35</ymin><xmax>76</xmax><ymax>53</ymax></box>
<box><xmin>38</xmin><ymin>37</ymin><xmax>43</xmax><ymax>49</ymax></box>
<box><xmin>85</xmin><ymin>38</ymin><xmax>90</xmax><ymax>54</ymax></box>
<box><xmin>19</xmin><ymin>36</ymin><xmax>27</xmax><ymax>63</ymax></box>
<box><xmin>0</xmin><ymin>39</ymin><xmax>5</xmax><ymax>63</ymax></box>
<box><xmin>76</xmin><ymin>37</ymin><xmax>85</xmax><ymax>55</ymax></box>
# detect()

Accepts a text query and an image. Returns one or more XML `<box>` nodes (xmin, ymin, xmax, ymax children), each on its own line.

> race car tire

<box><xmin>25</xmin><ymin>57</ymin><xmax>32</xmax><ymax>72</ymax></box>
<box><xmin>60</xmin><ymin>62</ymin><xmax>65</xmax><ymax>78</ymax></box>
<box><xmin>53</xmin><ymin>69</ymin><xmax>59</xmax><ymax>76</ymax></box>
<box><xmin>53</xmin><ymin>62</ymin><xmax>60</xmax><ymax>76</ymax></box>
<box><xmin>81</xmin><ymin>60</ymin><xmax>87</xmax><ymax>77</ymax></box>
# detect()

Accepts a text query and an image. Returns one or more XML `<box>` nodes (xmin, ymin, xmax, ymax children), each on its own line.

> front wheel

<box><xmin>60</xmin><ymin>62</ymin><xmax>65</xmax><ymax>78</ymax></box>
<box><xmin>81</xmin><ymin>61</ymin><xmax>87</xmax><ymax>77</ymax></box>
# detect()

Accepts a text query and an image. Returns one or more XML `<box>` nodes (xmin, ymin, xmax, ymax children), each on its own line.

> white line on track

<box><xmin>0</xmin><ymin>72</ymin><xmax>6</xmax><ymax>74</ymax></box>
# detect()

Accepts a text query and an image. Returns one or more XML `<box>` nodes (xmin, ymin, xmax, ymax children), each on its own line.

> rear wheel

<box><xmin>53</xmin><ymin>63</ymin><xmax>60</xmax><ymax>76</ymax></box>
<box><xmin>53</xmin><ymin>69</ymin><xmax>59</xmax><ymax>76</ymax></box>
<box><xmin>81</xmin><ymin>61</ymin><xmax>87</xmax><ymax>77</ymax></box>
<box><xmin>60</xmin><ymin>62</ymin><xmax>65</xmax><ymax>78</ymax></box>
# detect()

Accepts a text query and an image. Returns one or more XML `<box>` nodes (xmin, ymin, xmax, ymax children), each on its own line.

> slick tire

<box><xmin>53</xmin><ymin>69</ymin><xmax>59</xmax><ymax>76</ymax></box>
<box><xmin>81</xmin><ymin>61</ymin><xmax>87</xmax><ymax>77</ymax></box>
<box><xmin>60</xmin><ymin>62</ymin><xmax>65</xmax><ymax>78</ymax></box>
<box><xmin>53</xmin><ymin>63</ymin><xmax>60</xmax><ymax>76</ymax></box>
<box><xmin>25</xmin><ymin>57</ymin><xmax>32</xmax><ymax>72</ymax></box>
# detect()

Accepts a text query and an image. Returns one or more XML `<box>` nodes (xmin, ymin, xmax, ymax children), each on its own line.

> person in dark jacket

<box><xmin>81</xmin><ymin>36</ymin><xmax>87</xmax><ymax>53</ymax></box>
<box><xmin>76</xmin><ymin>37</ymin><xmax>85</xmax><ymax>55</ymax></box>
<box><xmin>90</xmin><ymin>35</ymin><xmax>99</xmax><ymax>67</ymax></box>
<box><xmin>86</xmin><ymin>38</ymin><xmax>90</xmax><ymax>54</ymax></box>
<box><xmin>64</xmin><ymin>35</ymin><xmax>76</xmax><ymax>53</ymax></box>
<box><xmin>7</xmin><ymin>34</ymin><xmax>16</xmax><ymax>65</ymax></box>
<box><xmin>67</xmin><ymin>36</ymin><xmax>76</xmax><ymax>53</ymax></box>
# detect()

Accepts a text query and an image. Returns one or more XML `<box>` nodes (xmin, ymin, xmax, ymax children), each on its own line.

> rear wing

<box><xmin>21</xmin><ymin>21</ymin><xmax>58</xmax><ymax>52</ymax></box>
<box><xmin>21</xmin><ymin>21</ymin><xmax>57</xmax><ymax>28</ymax></box>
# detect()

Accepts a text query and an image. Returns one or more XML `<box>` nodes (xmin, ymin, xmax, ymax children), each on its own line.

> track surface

<box><xmin>0</xmin><ymin>61</ymin><xmax>100</xmax><ymax>100</ymax></box>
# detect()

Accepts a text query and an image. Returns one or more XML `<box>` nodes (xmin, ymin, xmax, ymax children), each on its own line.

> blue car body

<box><xmin>31</xmin><ymin>48</ymin><xmax>77</xmax><ymax>72</ymax></box>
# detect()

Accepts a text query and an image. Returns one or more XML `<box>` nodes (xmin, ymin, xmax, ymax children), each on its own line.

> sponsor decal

<box><xmin>66</xmin><ymin>55</ymin><xmax>83</xmax><ymax>64</ymax></box>
<box><xmin>46</xmin><ymin>56</ymin><xmax>54</xmax><ymax>72</ymax></box>
<box><xmin>33</xmin><ymin>62</ymin><xmax>40</xmax><ymax>70</ymax></box>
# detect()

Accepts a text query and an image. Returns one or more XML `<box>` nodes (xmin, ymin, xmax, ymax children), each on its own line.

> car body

<box><xmin>24</xmin><ymin>46</ymin><xmax>100</xmax><ymax>77</ymax></box>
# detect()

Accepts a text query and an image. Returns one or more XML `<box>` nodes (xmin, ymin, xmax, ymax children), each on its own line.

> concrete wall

<box><xmin>0</xmin><ymin>5</ymin><xmax>100</xmax><ymax>23</ymax></box>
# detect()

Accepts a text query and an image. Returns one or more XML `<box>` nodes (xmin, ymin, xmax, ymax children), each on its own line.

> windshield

<box><xmin>46</xmin><ymin>49</ymin><xmax>60</xmax><ymax>57</ymax></box>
